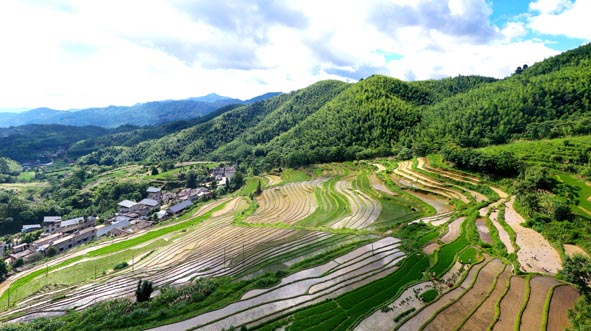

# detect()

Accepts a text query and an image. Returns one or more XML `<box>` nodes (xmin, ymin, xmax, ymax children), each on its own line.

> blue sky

<box><xmin>0</xmin><ymin>0</ymin><xmax>589</xmax><ymax>112</ymax></box>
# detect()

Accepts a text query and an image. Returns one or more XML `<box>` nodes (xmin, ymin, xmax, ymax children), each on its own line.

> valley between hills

<box><xmin>1</xmin><ymin>43</ymin><xmax>591</xmax><ymax>330</ymax></box>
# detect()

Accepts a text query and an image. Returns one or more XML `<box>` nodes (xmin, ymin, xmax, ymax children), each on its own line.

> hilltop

<box><xmin>68</xmin><ymin>43</ymin><xmax>591</xmax><ymax>171</ymax></box>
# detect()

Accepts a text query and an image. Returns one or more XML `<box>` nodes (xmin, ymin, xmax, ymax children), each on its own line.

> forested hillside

<box><xmin>0</xmin><ymin>125</ymin><xmax>112</xmax><ymax>163</ymax></box>
<box><xmin>2</xmin><ymin>44</ymin><xmax>590</xmax><ymax>175</ymax></box>
<box><xmin>68</xmin><ymin>44</ymin><xmax>591</xmax><ymax>172</ymax></box>
<box><xmin>69</xmin><ymin>104</ymin><xmax>242</xmax><ymax>160</ymax></box>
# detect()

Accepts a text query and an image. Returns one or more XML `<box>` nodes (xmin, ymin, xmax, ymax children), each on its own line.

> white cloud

<box><xmin>529</xmin><ymin>0</ymin><xmax>570</xmax><ymax>13</ymax></box>
<box><xmin>0</xmin><ymin>0</ymin><xmax>575</xmax><ymax>110</ymax></box>
<box><xmin>528</xmin><ymin>0</ymin><xmax>591</xmax><ymax>40</ymax></box>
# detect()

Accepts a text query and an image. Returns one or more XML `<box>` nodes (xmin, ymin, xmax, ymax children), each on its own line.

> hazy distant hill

<box><xmin>0</xmin><ymin>92</ymin><xmax>281</xmax><ymax>128</ymax></box>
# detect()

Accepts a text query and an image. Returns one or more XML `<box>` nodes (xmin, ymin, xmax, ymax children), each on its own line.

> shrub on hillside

<box><xmin>135</xmin><ymin>279</ymin><xmax>153</xmax><ymax>303</ymax></box>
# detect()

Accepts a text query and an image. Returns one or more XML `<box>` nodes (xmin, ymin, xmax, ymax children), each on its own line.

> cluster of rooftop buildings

<box><xmin>4</xmin><ymin>165</ymin><xmax>234</xmax><ymax>269</ymax></box>
<box><xmin>7</xmin><ymin>185</ymin><xmax>214</xmax><ymax>266</ymax></box>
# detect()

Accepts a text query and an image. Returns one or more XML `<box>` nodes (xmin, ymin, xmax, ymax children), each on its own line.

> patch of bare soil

<box><xmin>409</xmin><ymin>191</ymin><xmax>454</xmax><ymax>215</ymax></box>
<box><xmin>372</xmin><ymin>163</ymin><xmax>387</xmax><ymax>172</ymax></box>
<box><xmin>442</xmin><ymin>217</ymin><xmax>466</xmax><ymax>244</ymax></box>
<box><xmin>397</xmin><ymin>259</ymin><xmax>489</xmax><ymax>331</ymax></box>
<box><xmin>265</xmin><ymin>175</ymin><xmax>282</xmax><ymax>186</ymax></box>
<box><xmin>564</xmin><ymin>244</ymin><xmax>589</xmax><ymax>258</ymax></box>
<box><xmin>423</xmin><ymin>259</ymin><xmax>504</xmax><ymax>331</ymax></box>
<box><xmin>504</xmin><ymin>197</ymin><xmax>562</xmax><ymax>275</ymax></box>
<box><xmin>423</xmin><ymin>243</ymin><xmax>440</xmax><ymax>255</ymax></box>
<box><xmin>489</xmin><ymin>208</ymin><xmax>514</xmax><ymax>254</ymax></box>
<box><xmin>475</xmin><ymin>218</ymin><xmax>493</xmax><ymax>244</ymax></box>
<box><xmin>459</xmin><ymin>266</ymin><xmax>512</xmax><ymax>331</ymax></box>
<box><xmin>370</xmin><ymin>173</ymin><xmax>396</xmax><ymax>195</ymax></box>
<box><xmin>547</xmin><ymin>285</ymin><xmax>579</xmax><ymax>331</ymax></box>
<box><xmin>520</xmin><ymin>276</ymin><xmax>560</xmax><ymax>331</ymax></box>
<box><xmin>493</xmin><ymin>276</ymin><xmax>526</xmax><ymax>331</ymax></box>
<box><xmin>491</xmin><ymin>187</ymin><xmax>509</xmax><ymax>199</ymax></box>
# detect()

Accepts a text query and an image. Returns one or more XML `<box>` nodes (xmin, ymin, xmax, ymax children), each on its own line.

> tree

<box><xmin>186</xmin><ymin>171</ymin><xmax>197</xmax><ymax>189</ymax></box>
<box><xmin>151</xmin><ymin>166</ymin><xmax>159</xmax><ymax>176</ymax></box>
<box><xmin>135</xmin><ymin>279</ymin><xmax>154</xmax><ymax>302</ymax></box>
<box><xmin>11</xmin><ymin>258</ymin><xmax>23</xmax><ymax>269</ymax></box>
<box><xmin>45</xmin><ymin>246</ymin><xmax>58</xmax><ymax>258</ymax></box>
<box><xmin>568</xmin><ymin>297</ymin><xmax>591</xmax><ymax>331</ymax></box>
<box><xmin>0</xmin><ymin>259</ymin><xmax>8</xmax><ymax>279</ymax></box>
<box><xmin>255</xmin><ymin>180</ymin><xmax>262</xmax><ymax>196</ymax></box>
<box><xmin>230</xmin><ymin>172</ymin><xmax>245</xmax><ymax>192</ymax></box>
<box><xmin>561</xmin><ymin>255</ymin><xmax>591</xmax><ymax>298</ymax></box>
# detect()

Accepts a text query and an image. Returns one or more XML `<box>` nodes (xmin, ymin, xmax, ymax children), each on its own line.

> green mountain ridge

<box><xmin>3</xmin><ymin>43</ymin><xmax>590</xmax><ymax>174</ymax></box>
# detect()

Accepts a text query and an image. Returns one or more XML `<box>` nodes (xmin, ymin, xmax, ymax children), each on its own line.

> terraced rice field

<box><xmin>486</xmin><ymin>204</ymin><xmax>515</xmax><ymax>254</ymax></box>
<box><xmin>149</xmin><ymin>238</ymin><xmax>406</xmax><ymax>331</ymax></box>
<box><xmin>441</xmin><ymin>217</ymin><xmax>465</xmax><ymax>244</ymax></box>
<box><xmin>393</xmin><ymin>161</ymin><xmax>470</xmax><ymax>204</ymax></box>
<box><xmin>504</xmin><ymin>197</ymin><xmax>562</xmax><ymax>275</ymax></box>
<box><xmin>547</xmin><ymin>285</ymin><xmax>579</xmax><ymax>331</ymax></box>
<box><xmin>475</xmin><ymin>218</ymin><xmax>493</xmax><ymax>244</ymax></box>
<box><xmin>0</xmin><ymin>158</ymin><xmax>581</xmax><ymax>331</ymax></box>
<box><xmin>494</xmin><ymin>276</ymin><xmax>527</xmax><ymax>331</ymax></box>
<box><xmin>248</xmin><ymin>179</ymin><xmax>323</xmax><ymax>225</ymax></box>
<box><xmin>397</xmin><ymin>258</ymin><xmax>490</xmax><ymax>331</ymax></box>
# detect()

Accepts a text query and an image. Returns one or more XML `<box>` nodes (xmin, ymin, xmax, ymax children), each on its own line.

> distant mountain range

<box><xmin>0</xmin><ymin>92</ymin><xmax>282</xmax><ymax>128</ymax></box>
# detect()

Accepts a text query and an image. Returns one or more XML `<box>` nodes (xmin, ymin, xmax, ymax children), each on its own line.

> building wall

<box><xmin>59</xmin><ymin>219</ymin><xmax>95</xmax><ymax>234</ymax></box>
<box><xmin>96</xmin><ymin>219</ymin><xmax>130</xmax><ymax>238</ymax></box>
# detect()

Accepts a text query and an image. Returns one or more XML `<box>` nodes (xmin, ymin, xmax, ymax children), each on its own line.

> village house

<box><xmin>95</xmin><ymin>215</ymin><xmax>131</xmax><ymax>238</ymax></box>
<box><xmin>43</xmin><ymin>216</ymin><xmax>62</xmax><ymax>234</ymax></box>
<box><xmin>21</xmin><ymin>224</ymin><xmax>42</xmax><ymax>233</ymax></box>
<box><xmin>30</xmin><ymin>233</ymin><xmax>62</xmax><ymax>252</ymax></box>
<box><xmin>162</xmin><ymin>192</ymin><xmax>176</xmax><ymax>204</ymax></box>
<box><xmin>167</xmin><ymin>200</ymin><xmax>193</xmax><ymax>216</ymax></box>
<box><xmin>8</xmin><ymin>249</ymin><xmax>33</xmax><ymax>264</ymax></box>
<box><xmin>7</xmin><ymin>243</ymin><xmax>33</xmax><ymax>264</ymax></box>
<box><xmin>137</xmin><ymin>198</ymin><xmax>160</xmax><ymax>216</ymax></box>
<box><xmin>177</xmin><ymin>187</ymin><xmax>212</xmax><ymax>202</ymax></box>
<box><xmin>146</xmin><ymin>187</ymin><xmax>163</xmax><ymax>202</ymax></box>
<box><xmin>118</xmin><ymin>200</ymin><xmax>139</xmax><ymax>214</ymax></box>
<box><xmin>59</xmin><ymin>216</ymin><xmax>95</xmax><ymax>234</ymax></box>
<box><xmin>12</xmin><ymin>243</ymin><xmax>28</xmax><ymax>254</ymax></box>
<box><xmin>52</xmin><ymin>228</ymin><xmax>96</xmax><ymax>252</ymax></box>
